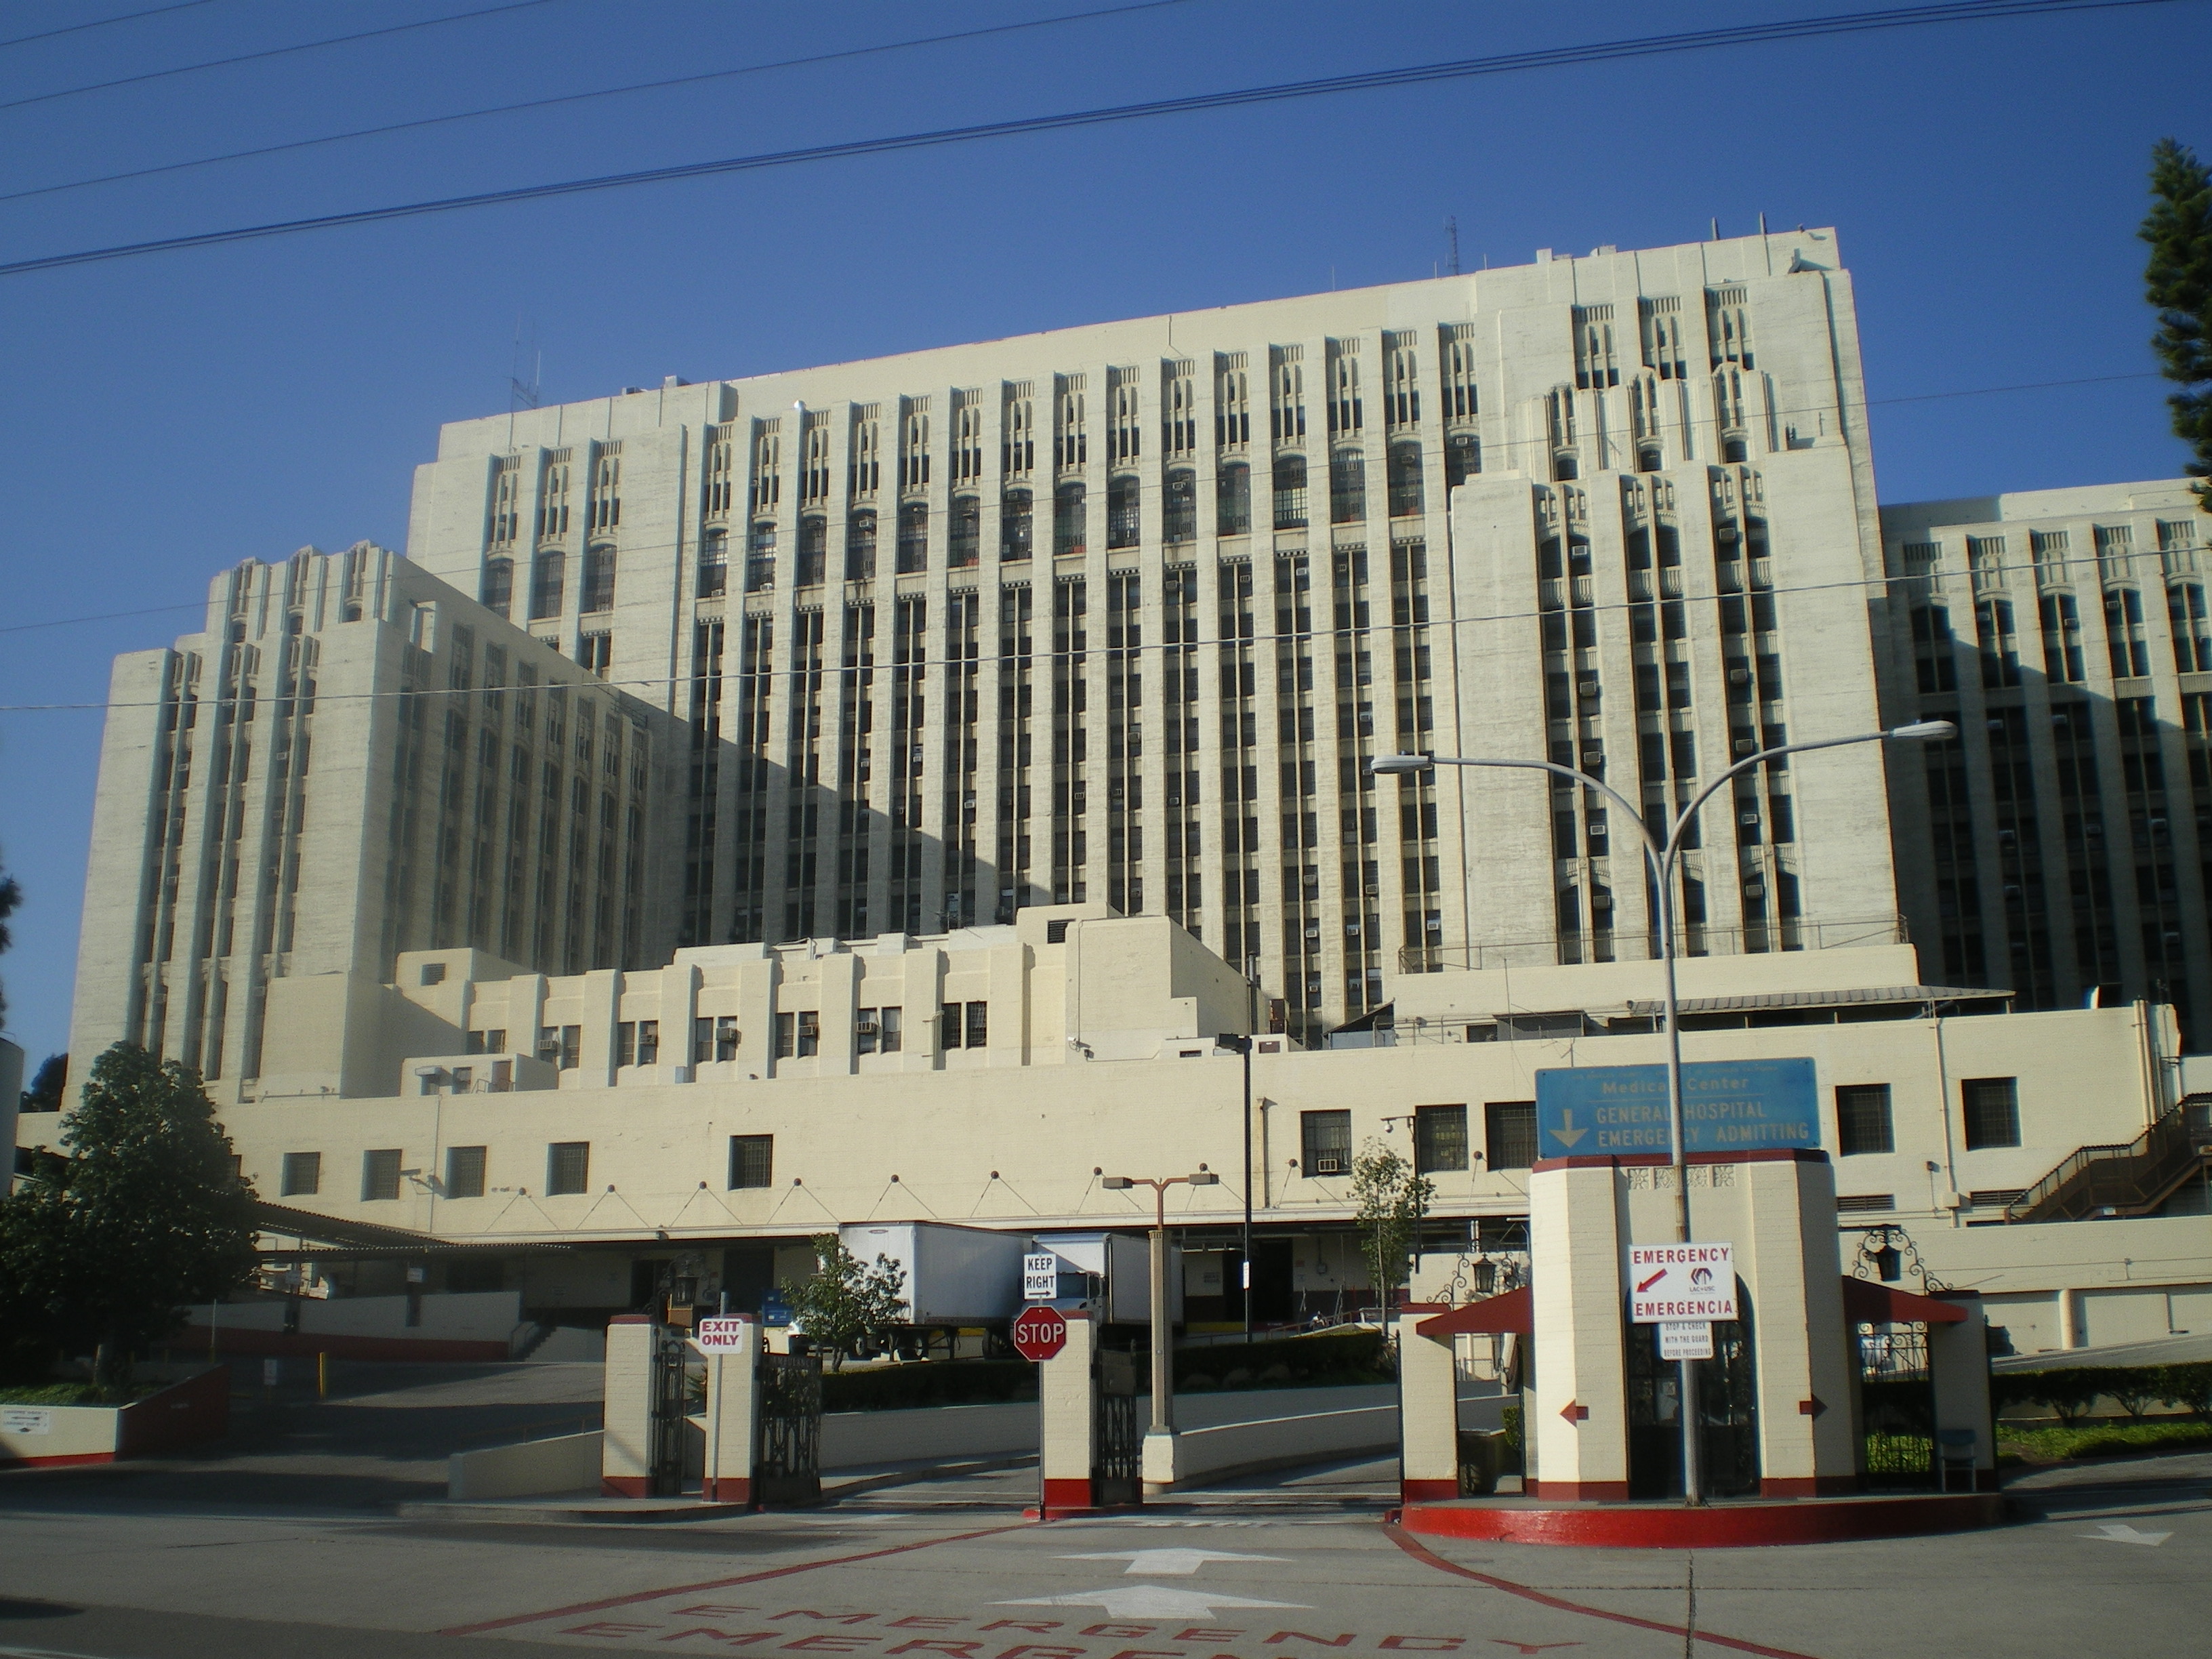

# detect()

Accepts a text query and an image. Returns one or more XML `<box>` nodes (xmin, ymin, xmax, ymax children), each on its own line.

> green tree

<box><xmin>0</xmin><ymin>842</ymin><xmax>20</xmax><ymax>1024</ymax></box>
<box><xmin>0</xmin><ymin>1043</ymin><xmax>259</xmax><ymax>1387</ymax></box>
<box><xmin>1351</xmin><ymin>1138</ymin><xmax>1433</xmax><ymax>1312</ymax></box>
<box><xmin>2142</xmin><ymin>138</ymin><xmax>2212</xmax><ymax>510</ymax></box>
<box><xmin>21</xmin><ymin>1053</ymin><xmax>67</xmax><ymax>1114</ymax></box>
<box><xmin>782</xmin><ymin>1233</ymin><xmax>907</xmax><ymax>1370</ymax></box>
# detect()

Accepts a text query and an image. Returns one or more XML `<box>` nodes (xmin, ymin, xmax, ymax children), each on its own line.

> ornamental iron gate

<box><xmin>1625</xmin><ymin>1277</ymin><xmax>1761</xmax><ymax>1500</ymax></box>
<box><xmin>755</xmin><ymin>1351</ymin><xmax>823</xmax><ymax>1506</ymax></box>
<box><xmin>1093</xmin><ymin>1347</ymin><xmax>1141</xmax><ymax>1507</ymax></box>
<box><xmin>647</xmin><ymin>1324</ymin><xmax>690</xmax><ymax>1498</ymax></box>
<box><xmin>1857</xmin><ymin>1321</ymin><xmax>1936</xmax><ymax>1490</ymax></box>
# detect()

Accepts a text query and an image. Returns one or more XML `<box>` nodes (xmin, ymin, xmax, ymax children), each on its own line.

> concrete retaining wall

<box><xmin>179</xmin><ymin>1290</ymin><xmax>525</xmax><ymax>1361</ymax></box>
<box><xmin>821</xmin><ymin>1401</ymin><xmax>1038</xmax><ymax>1469</ymax></box>
<box><xmin>1169</xmin><ymin>1401</ymin><xmax>1397</xmax><ymax>1483</ymax></box>
<box><xmin>0</xmin><ymin>1366</ymin><xmax>230</xmax><ymax>1468</ymax></box>
<box><xmin>449</xmin><ymin>1429</ymin><xmax>603</xmax><ymax>1499</ymax></box>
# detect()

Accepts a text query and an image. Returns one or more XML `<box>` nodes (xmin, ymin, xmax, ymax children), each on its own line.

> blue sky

<box><xmin>1</xmin><ymin>0</ymin><xmax>2206</xmax><ymax>1069</ymax></box>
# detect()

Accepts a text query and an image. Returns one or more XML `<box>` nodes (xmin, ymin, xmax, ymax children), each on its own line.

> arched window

<box><xmin>480</xmin><ymin>556</ymin><xmax>514</xmax><ymax>617</ymax></box>
<box><xmin>744</xmin><ymin>523</ymin><xmax>776</xmax><ymax>593</ymax></box>
<box><xmin>1329</xmin><ymin>449</ymin><xmax>1366</xmax><ymax>524</ymax></box>
<box><xmin>697</xmin><ymin>529</ymin><xmax>728</xmax><ymax>599</ymax></box>
<box><xmin>1386</xmin><ymin>445</ymin><xmax>1423</xmax><ymax>518</ymax></box>
<box><xmin>581</xmin><ymin>544</ymin><xmax>617</xmax><ymax>613</ymax></box>
<box><xmin>1445</xmin><ymin>432</ymin><xmax>1480</xmax><ymax>488</ymax></box>
<box><xmin>1163</xmin><ymin>469</ymin><xmax>1196</xmax><ymax>543</ymax></box>
<box><xmin>1216</xmin><ymin>462</ymin><xmax>1250</xmax><ymax>535</ymax></box>
<box><xmin>845</xmin><ymin>510</ymin><xmax>876</xmax><ymax>580</ymax></box>
<box><xmin>798</xmin><ymin>516</ymin><xmax>827</xmax><ymax>586</ymax></box>
<box><xmin>1107</xmin><ymin>474</ymin><xmax>1141</xmax><ymax>549</ymax></box>
<box><xmin>1272</xmin><ymin>455</ymin><xmax>1308</xmax><ymax>530</ymax></box>
<box><xmin>949</xmin><ymin>495</ymin><xmax>980</xmax><ymax>567</ymax></box>
<box><xmin>1054</xmin><ymin>480</ymin><xmax>1086</xmax><ymax>557</ymax></box>
<box><xmin>896</xmin><ymin>500</ymin><xmax>928</xmax><ymax>573</ymax></box>
<box><xmin>1000</xmin><ymin>489</ymin><xmax>1033</xmax><ymax>560</ymax></box>
<box><xmin>529</xmin><ymin>550</ymin><xmax>565</xmax><ymax>620</ymax></box>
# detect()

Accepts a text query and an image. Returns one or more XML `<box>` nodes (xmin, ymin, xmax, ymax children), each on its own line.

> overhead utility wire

<box><xmin>0</xmin><ymin>0</ymin><xmax>220</xmax><ymax>52</ymax></box>
<box><xmin>0</xmin><ymin>0</ymin><xmax>2182</xmax><ymax>278</ymax></box>
<box><xmin>0</xmin><ymin>368</ymin><xmax>2168</xmax><ymax>641</ymax></box>
<box><xmin>0</xmin><ymin>0</ymin><xmax>558</xmax><ymax>112</ymax></box>
<box><xmin>0</xmin><ymin>0</ymin><xmax>1200</xmax><ymax>205</ymax></box>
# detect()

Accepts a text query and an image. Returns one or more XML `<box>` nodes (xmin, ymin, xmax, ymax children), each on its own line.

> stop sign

<box><xmin>1010</xmin><ymin>1304</ymin><xmax>1069</xmax><ymax>1362</ymax></box>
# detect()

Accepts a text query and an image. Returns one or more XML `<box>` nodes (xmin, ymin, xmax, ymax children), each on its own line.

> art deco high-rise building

<box><xmin>399</xmin><ymin>228</ymin><xmax>1899</xmax><ymax>1044</ymax></box>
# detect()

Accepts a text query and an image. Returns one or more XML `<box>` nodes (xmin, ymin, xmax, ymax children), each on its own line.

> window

<box><xmin>280</xmin><ymin>1151</ymin><xmax>321</xmax><ymax>1197</ymax></box>
<box><xmin>1163</xmin><ymin>469</ymin><xmax>1195</xmax><ymax>542</ymax></box>
<box><xmin>445</xmin><ymin>1145</ymin><xmax>487</xmax><ymax>1200</ymax></box>
<box><xmin>362</xmin><ymin>1148</ymin><xmax>403</xmax><ymax>1202</ymax></box>
<box><xmin>1387</xmin><ymin>445</ymin><xmax>1425</xmax><ymax>517</ymax></box>
<box><xmin>698</xmin><ymin>530</ymin><xmax>729</xmax><ymax>598</ymax></box>
<box><xmin>1835</xmin><ymin>1084</ymin><xmax>1894</xmax><ymax>1155</ymax></box>
<box><xmin>579</xmin><ymin>633</ymin><xmax>611</xmax><ymax>678</ymax></box>
<box><xmin>529</xmin><ymin>550</ymin><xmax>565</xmax><ymax>619</ymax></box>
<box><xmin>949</xmin><ymin>495</ymin><xmax>980</xmax><ymax>567</ymax></box>
<box><xmin>775</xmin><ymin>1013</ymin><xmax>794</xmax><ymax>1058</ymax></box>
<box><xmin>729</xmin><ymin>1134</ymin><xmax>774</xmax><ymax>1189</ymax></box>
<box><xmin>1483</xmin><ymin>1101</ymin><xmax>1537</xmax><ymax>1171</ymax></box>
<box><xmin>1107</xmin><ymin>474</ymin><xmax>1141</xmax><ymax>548</ymax></box>
<box><xmin>1444</xmin><ymin>432</ymin><xmax>1480</xmax><ymax>488</ymax></box>
<box><xmin>1053</xmin><ymin>480</ymin><xmax>1086</xmax><ymax>556</ymax></box>
<box><xmin>581</xmin><ymin>545</ymin><xmax>616</xmax><ymax>613</ymax></box>
<box><xmin>1216</xmin><ymin>462</ymin><xmax>1251</xmax><ymax>535</ymax></box>
<box><xmin>480</xmin><ymin>556</ymin><xmax>514</xmax><ymax>616</ymax></box>
<box><xmin>466</xmin><ymin>1027</ymin><xmax>506</xmax><ymax>1055</ymax></box>
<box><xmin>896</xmin><ymin>501</ymin><xmax>928</xmax><ymax>573</ymax></box>
<box><xmin>940</xmin><ymin>1001</ymin><xmax>989</xmax><ymax>1049</ymax></box>
<box><xmin>1413</xmin><ymin>1104</ymin><xmax>1468</xmax><ymax>1173</ymax></box>
<box><xmin>1001</xmin><ymin>489</ymin><xmax>1033</xmax><ymax>560</ymax></box>
<box><xmin>796</xmin><ymin>1010</ymin><xmax>819</xmax><ymax>1057</ymax></box>
<box><xmin>693</xmin><ymin>1015</ymin><xmax>740</xmax><ymax>1064</ymax></box>
<box><xmin>857</xmin><ymin>1006</ymin><xmax>903</xmax><ymax>1054</ymax></box>
<box><xmin>1328</xmin><ymin>449</ymin><xmax>1366</xmax><ymax>523</ymax></box>
<box><xmin>1962</xmin><ymin>1077</ymin><xmax>2020</xmax><ymax>1149</ymax></box>
<box><xmin>615</xmin><ymin>1020</ymin><xmax>659</xmax><ymax>1068</ymax></box>
<box><xmin>1300</xmin><ymin>1109</ymin><xmax>1351</xmax><ymax>1176</ymax></box>
<box><xmin>846</xmin><ymin>509</ymin><xmax>878</xmax><ymax>579</ymax></box>
<box><xmin>546</xmin><ymin>1141</ymin><xmax>590</xmax><ymax>1195</ymax></box>
<box><xmin>1272</xmin><ymin>455</ymin><xmax>1309</xmax><ymax>530</ymax></box>
<box><xmin>538</xmin><ymin>1025</ymin><xmax>581</xmax><ymax>1069</ymax></box>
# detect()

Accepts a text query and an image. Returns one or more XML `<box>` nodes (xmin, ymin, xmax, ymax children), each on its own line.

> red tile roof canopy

<box><xmin>1841</xmin><ymin>1277</ymin><xmax>1969</xmax><ymax>1325</ymax></box>
<box><xmin>1414</xmin><ymin>1286</ymin><xmax>1532</xmax><ymax>1337</ymax></box>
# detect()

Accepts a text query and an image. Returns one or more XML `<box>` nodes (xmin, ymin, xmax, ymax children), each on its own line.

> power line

<box><xmin>0</xmin><ymin>0</ymin><xmax>558</xmax><ymax>114</ymax></box>
<box><xmin>0</xmin><ymin>367</ymin><xmax>2172</xmax><ymax>642</ymax></box>
<box><xmin>0</xmin><ymin>0</ymin><xmax>1202</xmax><ymax>206</ymax></box>
<box><xmin>0</xmin><ymin>0</ymin><xmax>220</xmax><ymax>52</ymax></box>
<box><xmin>0</xmin><ymin>0</ymin><xmax>2184</xmax><ymax>279</ymax></box>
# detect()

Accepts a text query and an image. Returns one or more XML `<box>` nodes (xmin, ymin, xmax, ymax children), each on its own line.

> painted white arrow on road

<box><xmin>2086</xmin><ymin>1523</ymin><xmax>2171</xmax><ymax>1546</ymax></box>
<box><xmin>1059</xmin><ymin>1548</ymin><xmax>1290</xmax><ymax>1576</ymax></box>
<box><xmin>998</xmin><ymin>1586</ymin><xmax>1310</xmax><ymax>1618</ymax></box>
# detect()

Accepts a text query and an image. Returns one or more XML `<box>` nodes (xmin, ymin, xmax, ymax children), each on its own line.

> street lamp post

<box><xmin>1373</xmin><ymin>719</ymin><xmax>1952</xmax><ymax>1505</ymax></box>
<box><xmin>1101</xmin><ymin>1168</ymin><xmax>1221</xmax><ymax>1468</ymax></box>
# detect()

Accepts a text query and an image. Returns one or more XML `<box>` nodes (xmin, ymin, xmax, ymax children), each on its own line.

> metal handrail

<box><xmin>2005</xmin><ymin>1099</ymin><xmax>2209</xmax><ymax>1223</ymax></box>
<box><xmin>1400</xmin><ymin>916</ymin><xmax>1910</xmax><ymax>974</ymax></box>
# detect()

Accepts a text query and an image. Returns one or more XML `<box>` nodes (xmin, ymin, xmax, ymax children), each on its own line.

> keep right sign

<box><xmin>1628</xmin><ymin>1243</ymin><xmax>1737</xmax><ymax>1323</ymax></box>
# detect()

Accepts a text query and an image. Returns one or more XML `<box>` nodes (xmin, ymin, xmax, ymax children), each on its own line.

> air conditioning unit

<box><xmin>854</xmin><ymin>1021</ymin><xmax>878</xmax><ymax>1035</ymax></box>
<box><xmin>1313</xmin><ymin>1157</ymin><xmax>1344</xmax><ymax>1174</ymax></box>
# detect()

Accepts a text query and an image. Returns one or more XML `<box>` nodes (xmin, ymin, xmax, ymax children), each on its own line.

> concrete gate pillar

<box><xmin>601</xmin><ymin>1313</ymin><xmax>657</xmax><ymax>1497</ymax></box>
<box><xmin>1740</xmin><ymin>1155</ymin><xmax>1858</xmax><ymax>1494</ymax></box>
<box><xmin>1395</xmin><ymin>1309</ymin><xmax>1460</xmax><ymax>1502</ymax></box>
<box><xmin>1528</xmin><ymin>1164</ymin><xmax>1630</xmax><ymax>1500</ymax></box>
<box><xmin>1039</xmin><ymin>1309</ymin><xmax>1098</xmax><ymax>1514</ymax></box>
<box><xmin>702</xmin><ymin>1317</ymin><xmax>762</xmax><ymax>1504</ymax></box>
<box><xmin>1929</xmin><ymin>1293</ymin><xmax>1997</xmax><ymax>1491</ymax></box>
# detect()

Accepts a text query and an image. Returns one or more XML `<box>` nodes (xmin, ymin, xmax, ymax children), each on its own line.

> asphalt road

<box><xmin>0</xmin><ymin>1374</ymin><xmax>2203</xmax><ymax>1659</ymax></box>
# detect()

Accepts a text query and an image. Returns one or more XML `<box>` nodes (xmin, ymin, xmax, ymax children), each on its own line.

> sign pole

<box><xmin>1656</xmin><ymin>856</ymin><xmax>1702</xmax><ymax>1509</ymax></box>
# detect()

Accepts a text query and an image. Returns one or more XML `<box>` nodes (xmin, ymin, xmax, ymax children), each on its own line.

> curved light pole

<box><xmin>1374</xmin><ymin>718</ymin><xmax>1952</xmax><ymax>1504</ymax></box>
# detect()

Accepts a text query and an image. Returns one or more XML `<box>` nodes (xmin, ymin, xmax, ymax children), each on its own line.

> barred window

<box><xmin>281</xmin><ymin>1151</ymin><xmax>321</xmax><ymax>1197</ymax></box>
<box><xmin>1835</xmin><ymin>1084</ymin><xmax>1894</xmax><ymax>1155</ymax></box>
<box><xmin>1413</xmin><ymin>1103</ymin><xmax>1468</xmax><ymax>1173</ymax></box>
<box><xmin>1483</xmin><ymin>1101</ymin><xmax>1537</xmax><ymax>1171</ymax></box>
<box><xmin>1962</xmin><ymin>1077</ymin><xmax>2020</xmax><ymax>1149</ymax></box>
<box><xmin>546</xmin><ymin>1141</ymin><xmax>590</xmax><ymax>1196</ymax></box>
<box><xmin>361</xmin><ymin>1148</ymin><xmax>402</xmax><ymax>1202</ymax></box>
<box><xmin>445</xmin><ymin>1145</ymin><xmax>487</xmax><ymax>1199</ymax></box>
<box><xmin>1300</xmin><ymin>1109</ymin><xmax>1351</xmax><ymax>1176</ymax></box>
<box><xmin>729</xmin><ymin>1134</ymin><xmax>774</xmax><ymax>1190</ymax></box>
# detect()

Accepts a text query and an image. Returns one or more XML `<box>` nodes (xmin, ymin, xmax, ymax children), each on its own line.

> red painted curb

<box><xmin>1399</xmin><ymin>1492</ymin><xmax>2005</xmax><ymax>1548</ymax></box>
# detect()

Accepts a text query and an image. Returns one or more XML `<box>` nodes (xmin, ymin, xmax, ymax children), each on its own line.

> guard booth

<box><xmin>602</xmin><ymin>1312</ymin><xmax>822</xmax><ymax>1505</ymax></box>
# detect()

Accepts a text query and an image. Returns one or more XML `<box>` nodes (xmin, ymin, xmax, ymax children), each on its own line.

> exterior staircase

<box><xmin>2003</xmin><ymin>1094</ymin><xmax>2212</xmax><ymax>1223</ymax></box>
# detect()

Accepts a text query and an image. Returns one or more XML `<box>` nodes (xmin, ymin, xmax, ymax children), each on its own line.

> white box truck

<box><xmin>1029</xmin><ymin>1231</ymin><xmax>1183</xmax><ymax>1326</ymax></box>
<box><xmin>838</xmin><ymin>1222</ymin><xmax>1028</xmax><ymax>1328</ymax></box>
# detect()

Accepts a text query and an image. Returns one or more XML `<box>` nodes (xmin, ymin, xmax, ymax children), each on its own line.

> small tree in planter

<box><xmin>0</xmin><ymin>1044</ymin><xmax>258</xmax><ymax>1389</ymax></box>
<box><xmin>783</xmin><ymin>1235</ymin><xmax>907</xmax><ymax>1371</ymax></box>
<box><xmin>1351</xmin><ymin>1139</ymin><xmax>1434</xmax><ymax>1319</ymax></box>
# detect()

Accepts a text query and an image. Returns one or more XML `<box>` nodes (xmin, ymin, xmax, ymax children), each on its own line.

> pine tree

<box><xmin>2142</xmin><ymin>138</ymin><xmax>2212</xmax><ymax>510</ymax></box>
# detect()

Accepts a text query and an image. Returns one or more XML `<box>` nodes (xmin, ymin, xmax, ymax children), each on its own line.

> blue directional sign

<box><xmin>1534</xmin><ymin>1058</ymin><xmax>1818</xmax><ymax>1158</ymax></box>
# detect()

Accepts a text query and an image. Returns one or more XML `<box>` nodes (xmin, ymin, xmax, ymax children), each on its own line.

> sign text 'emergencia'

<box><xmin>1534</xmin><ymin>1058</ymin><xmax>1818</xmax><ymax>1158</ymax></box>
<box><xmin>1627</xmin><ymin>1242</ymin><xmax>1738</xmax><ymax>1323</ymax></box>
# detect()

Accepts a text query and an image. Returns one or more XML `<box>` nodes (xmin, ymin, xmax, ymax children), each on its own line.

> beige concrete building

<box><xmin>402</xmin><ymin>228</ymin><xmax>1896</xmax><ymax>1043</ymax></box>
<box><xmin>1879</xmin><ymin>480</ymin><xmax>2212</xmax><ymax>1042</ymax></box>
<box><xmin>68</xmin><ymin>546</ymin><xmax>678</xmax><ymax>1103</ymax></box>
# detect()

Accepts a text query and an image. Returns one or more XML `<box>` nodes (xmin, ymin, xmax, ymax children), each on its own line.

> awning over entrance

<box><xmin>1414</xmin><ymin>1285</ymin><xmax>1532</xmax><ymax>1337</ymax></box>
<box><xmin>1841</xmin><ymin>1275</ymin><xmax>1968</xmax><ymax>1324</ymax></box>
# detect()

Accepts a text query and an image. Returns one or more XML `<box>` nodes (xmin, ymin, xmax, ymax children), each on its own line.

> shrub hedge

<box><xmin>820</xmin><ymin>1360</ymin><xmax>1035</xmax><ymax>1413</ymax></box>
<box><xmin>1992</xmin><ymin>1360</ymin><xmax>2212</xmax><ymax>1425</ymax></box>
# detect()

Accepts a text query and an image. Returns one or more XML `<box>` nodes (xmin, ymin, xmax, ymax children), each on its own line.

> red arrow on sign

<box><xmin>1010</xmin><ymin>1304</ymin><xmax>1069</xmax><ymax>1362</ymax></box>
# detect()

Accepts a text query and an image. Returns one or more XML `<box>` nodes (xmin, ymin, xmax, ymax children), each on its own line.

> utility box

<box><xmin>1031</xmin><ymin>1231</ymin><xmax>1183</xmax><ymax>1326</ymax></box>
<box><xmin>838</xmin><ymin>1222</ymin><xmax>1028</xmax><ymax>1327</ymax></box>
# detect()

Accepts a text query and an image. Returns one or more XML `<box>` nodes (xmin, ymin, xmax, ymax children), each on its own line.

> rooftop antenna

<box><xmin>1759</xmin><ymin>210</ymin><xmax>1769</xmax><ymax>236</ymax></box>
<box><xmin>1710</xmin><ymin>217</ymin><xmax>1719</xmax><ymax>241</ymax></box>
<box><xmin>1446</xmin><ymin>215</ymin><xmax>1461</xmax><ymax>276</ymax></box>
<box><xmin>509</xmin><ymin>316</ymin><xmax>541</xmax><ymax>412</ymax></box>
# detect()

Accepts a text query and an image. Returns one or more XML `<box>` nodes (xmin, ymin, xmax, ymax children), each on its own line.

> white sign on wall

<box><xmin>1023</xmin><ymin>1253</ymin><xmax>1061</xmax><ymax>1301</ymax></box>
<box><xmin>1628</xmin><ymin>1243</ymin><xmax>1737</xmax><ymax>1323</ymax></box>
<box><xmin>1658</xmin><ymin>1319</ymin><xmax>1715</xmax><ymax>1361</ymax></box>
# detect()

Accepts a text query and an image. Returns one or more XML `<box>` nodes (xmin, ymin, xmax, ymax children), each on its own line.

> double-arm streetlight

<box><xmin>1101</xmin><ymin>1168</ymin><xmax>1220</xmax><ymax>1459</ymax></box>
<box><xmin>1373</xmin><ymin>718</ymin><xmax>1953</xmax><ymax>1504</ymax></box>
